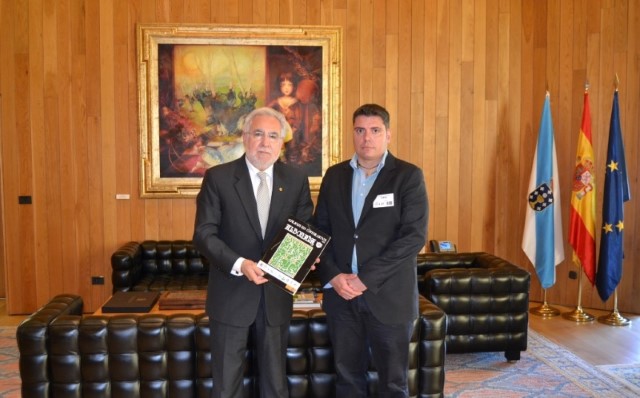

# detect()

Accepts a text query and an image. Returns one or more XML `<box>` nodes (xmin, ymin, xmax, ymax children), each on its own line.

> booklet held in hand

<box><xmin>258</xmin><ymin>217</ymin><xmax>330</xmax><ymax>295</ymax></box>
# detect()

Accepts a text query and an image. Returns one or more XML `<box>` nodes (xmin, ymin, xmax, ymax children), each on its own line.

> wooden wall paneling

<box><xmin>32</xmin><ymin>2</ymin><xmax>54</xmax><ymax>304</ymax></box>
<box><xmin>624</xmin><ymin>0</ymin><xmax>640</xmax><ymax>314</ymax></box>
<box><xmin>422</xmin><ymin>0</ymin><xmax>437</xmax><ymax>242</ymax></box>
<box><xmin>144</xmin><ymin>199</ymin><xmax>160</xmax><ymax>240</ymax></box>
<box><xmin>494</xmin><ymin>10</ymin><xmax>510</xmax><ymax>257</ymax></box>
<box><xmin>156</xmin><ymin>0</ymin><xmax>182</xmax><ymax>23</ymax></box>
<box><xmin>503</xmin><ymin>3</ymin><xmax>521</xmax><ymax>261</ymax></box>
<box><xmin>222</xmin><ymin>0</ymin><xmax>240</xmax><ymax>24</ymax></box>
<box><xmin>469</xmin><ymin>0</ymin><xmax>487</xmax><ymax>251</ymax></box>
<box><xmin>0</xmin><ymin>0</ymin><xmax>3</xmax><ymax>298</ymax></box>
<box><xmin>556</xmin><ymin>0</ymin><xmax>576</xmax><ymax>307</ymax></box>
<box><xmin>84</xmin><ymin>0</ymin><xmax>106</xmax><ymax>312</ymax></box>
<box><xmin>3</xmin><ymin>0</ymin><xmax>640</xmax><ymax>314</ymax></box>
<box><xmin>358</xmin><ymin>0</ymin><xmax>372</xmax><ymax>105</ymax></box>
<box><xmin>371</xmin><ymin>0</ymin><xmax>386</xmax><ymax>106</ymax></box>
<box><xmin>184</xmin><ymin>0</ymin><xmax>211</xmax><ymax>23</ymax></box>
<box><xmin>0</xmin><ymin>0</ymin><xmax>5</xmax><ymax>300</ymax></box>
<box><xmin>291</xmin><ymin>0</ymin><xmax>307</xmax><ymax>24</ymax></box>
<box><xmin>115</xmin><ymin>0</ymin><xmax>133</xmax><ymax>247</ymax></box>
<box><xmin>383</xmin><ymin>0</ymin><xmax>398</xmax><ymax>154</ymax></box>
<box><xmin>70</xmin><ymin>0</ymin><xmax>91</xmax><ymax>308</ymax></box>
<box><xmin>57</xmin><ymin>0</ymin><xmax>81</xmax><ymax>294</ymax></box>
<box><xmin>306</xmin><ymin>0</ymin><xmax>321</xmax><ymax>25</ymax></box>
<box><xmin>158</xmin><ymin>200</ymin><xmax>173</xmax><ymax>239</ymax></box>
<box><xmin>446</xmin><ymin>0</ymin><xmax>461</xmax><ymax>246</ymax></box>
<box><xmin>42</xmin><ymin>0</ymin><xmax>64</xmax><ymax>304</ymax></box>
<box><xmin>1</xmin><ymin>0</ymin><xmax>26</xmax><ymax>311</ymax></box>
<box><xmin>340</xmin><ymin>0</ymin><xmax>358</xmax><ymax>156</ymax></box>
<box><xmin>265</xmin><ymin>0</ymin><xmax>280</xmax><ymax>25</ymax></box>
<box><xmin>99</xmin><ymin>0</ymin><xmax>117</xmax><ymax>311</ymax></box>
<box><xmin>481</xmin><ymin>0</ymin><xmax>498</xmax><ymax>266</ymax></box>
<box><xmin>409</xmin><ymin>0</ymin><xmax>424</xmax><ymax>169</ymax></box>
<box><xmin>455</xmin><ymin>0</ymin><xmax>475</xmax><ymax>251</ymax></box>
<box><xmin>319</xmin><ymin>0</ymin><xmax>334</xmax><ymax>25</ymax></box>
<box><xmin>332</xmin><ymin>5</ymin><xmax>347</xmax><ymax>158</ymax></box>
<box><xmin>432</xmin><ymin>0</ymin><xmax>449</xmax><ymax>243</ymax></box>
<box><xmin>396</xmin><ymin>0</ymin><xmax>412</xmax><ymax>161</ymax></box>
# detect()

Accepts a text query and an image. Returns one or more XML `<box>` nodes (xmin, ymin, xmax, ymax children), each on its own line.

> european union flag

<box><xmin>595</xmin><ymin>91</ymin><xmax>630</xmax><ymax>302</ymax></box>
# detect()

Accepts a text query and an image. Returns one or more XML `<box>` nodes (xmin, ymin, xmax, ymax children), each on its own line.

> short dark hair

<box><xmin>352</xmin><ymin>103</ymin><xmax>390</xmax><ymax>129</ymax></box>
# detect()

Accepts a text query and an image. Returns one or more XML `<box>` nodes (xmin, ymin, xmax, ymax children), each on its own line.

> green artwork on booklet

<box><xmin>268</xmin><ymin>234</ymin><xmax>313</xmax><ymax>277</ymax></box>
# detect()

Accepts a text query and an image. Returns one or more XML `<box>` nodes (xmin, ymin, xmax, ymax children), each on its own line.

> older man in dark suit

<box><xmin>193</xmin><ymin>107</ymin><xmax>313</xmax><ymax>398</ymax></box>
<box><xmin>314</xmin><ymin>103</ymin><xmax>429</xmax><ymax>398</ymax></box>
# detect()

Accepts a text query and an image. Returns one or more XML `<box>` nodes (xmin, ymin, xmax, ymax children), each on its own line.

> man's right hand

<box><xmin>330</xmin><ymin>273</ymin><xmax>364</xmax><ymax>300</ymax></box>
<box><xmin>241</xmin><ymin>259</ymin><xmax>269</xmax><ymax>285</ymax></box>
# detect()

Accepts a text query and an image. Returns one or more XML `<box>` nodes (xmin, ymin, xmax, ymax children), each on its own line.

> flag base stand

<box><xmin>562</xmin><ymin>269</ymin><xmax>594</xmax><ymax>322</ymax></box>
<box><xmin>530</xmin><ymin>291</ymin><xmax>559</xmax><ymax>317</ymax></box>
<box><xmin>530</xmin><ymin>302</ymin><xmax>560</xmax><ymax>318</ymax></box>
<box><xmin>597</xmin><ymin>290</ymin><xmax>630</xmax><ymax>326</ymax></box>
<box><xmin>598</xmin><ymin>309</ymin><xmax>630</xmax><ymax>326</ymax></box>
<box><xmin>562</xmin><ymin>306</ymin><xmax>594</xmax><ymax>322</ymax></box>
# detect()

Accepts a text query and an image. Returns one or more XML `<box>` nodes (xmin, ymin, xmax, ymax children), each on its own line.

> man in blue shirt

<box><xmin>314</xmin><ymin>104</ymin><xmax>429</xmax><ymax>397</ymax></box>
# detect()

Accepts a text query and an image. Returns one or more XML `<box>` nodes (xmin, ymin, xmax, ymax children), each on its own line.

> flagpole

<box><xmin>562</xmin><ymin>269</ymin><xmax>594</xmax><ymax>322</ymax></box>
<box><xmin>598</xmin><ymin>288</ymin><xmax>631</xmax><ymax>326</ymax></box>
<box><xmin>530</xmin><ymin>289</ymin><xmax>560</xmax><ymax>317</ymax></box>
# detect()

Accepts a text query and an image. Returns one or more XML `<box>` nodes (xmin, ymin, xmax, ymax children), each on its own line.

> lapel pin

<box><xmin>279</xmin><ymin>187</ymin><xmax>284</xmax><ymax>192</ymax></box>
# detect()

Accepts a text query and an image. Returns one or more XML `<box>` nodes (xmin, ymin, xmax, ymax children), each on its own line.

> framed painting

<box><xmin>137</xmin><ymin>24</ymin><xmax>343</xmax><ymax>198</ymax></box>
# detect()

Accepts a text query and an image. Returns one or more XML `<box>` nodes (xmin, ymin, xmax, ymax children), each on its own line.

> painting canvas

<box><xmin>138</xmin><ymin>24</ymin><xmax>342</xmax><ymax>197</ymax></box>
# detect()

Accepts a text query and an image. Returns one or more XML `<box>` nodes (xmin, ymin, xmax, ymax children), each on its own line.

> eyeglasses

<box><xmin>247</xmin><ymin>130</ymin><xmax>282</xmax><ymax>141</ymax></box>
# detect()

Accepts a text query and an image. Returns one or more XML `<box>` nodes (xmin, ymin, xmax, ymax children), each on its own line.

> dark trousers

<box><xmin>209</xmin><ymin>296</ymin><xmax>289</xmax><ymax>398</ymax></box>
<box><xmin>326</xmin><ymin>292</ymin><xmax>414</xmax><ymax>398</ymax></box>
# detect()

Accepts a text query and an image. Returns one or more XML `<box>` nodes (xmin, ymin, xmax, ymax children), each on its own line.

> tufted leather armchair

<box><xmin>17</xmin><ymin>294</ymin><xmax>447</xmax><ymax>398</ymax></box>
<box><xmin>417</xmin><ymin>252</ymin><xmax>531</xmax><ymax>361</ymax></box>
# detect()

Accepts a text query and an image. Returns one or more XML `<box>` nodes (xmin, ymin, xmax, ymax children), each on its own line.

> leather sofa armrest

<box><xmin>17</xmin><ymin>294</ymin><xmax>84</xmax><ymax>398</ymax></box>
<box><xmin>111</xmin><ymin>241</ymin><xmax>143</xmax><ymax>292</ymax></box>
<box><xmin>417</xmin><ymin>295</ymin><xmax>446</xmax><ymax>397</ymax></box>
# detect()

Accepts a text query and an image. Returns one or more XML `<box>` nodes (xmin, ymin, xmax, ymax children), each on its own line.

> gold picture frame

<box><xmin>137</xmin><ymin>23</ymin><xmax>343</xmax><ymax>198</ymax></box>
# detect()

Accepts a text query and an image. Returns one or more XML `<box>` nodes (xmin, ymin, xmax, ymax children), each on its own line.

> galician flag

<box><xmin>568</xmin><ymin>90</ymin><xmax>597</xmax><ymax>285</ymax></box>
<box><xmin>522</xmin><ymin>92</ymin><xmax>565</xmax><ymax>289</ymax></box>
<box><xmin>596</xmin><ymin>90</ymin><xmax>630</xmax><ymax>302</ymax></box>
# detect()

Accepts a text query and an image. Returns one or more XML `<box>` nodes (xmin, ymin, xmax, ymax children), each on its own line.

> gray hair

<box><xmin>242</xmin><ymin>107</ymin><xmax>290</xmax><ymax>138</ymax></box>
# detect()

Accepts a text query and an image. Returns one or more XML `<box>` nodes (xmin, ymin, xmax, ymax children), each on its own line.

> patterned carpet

<box><xmin>445</xmin><ymin>329</ymin><xmax>640</xmax><ymax>397</ymax></box>
<box><xmin>0</xmin><ymin>326</ymin><xmax>638</xmax><ymax>397</ymax></box>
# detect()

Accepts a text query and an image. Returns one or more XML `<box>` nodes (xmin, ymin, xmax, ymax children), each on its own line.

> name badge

<box><xmin>373</xmin><ymin>193</ymin><xmax>394</xmax><ymax>208</ymax></box>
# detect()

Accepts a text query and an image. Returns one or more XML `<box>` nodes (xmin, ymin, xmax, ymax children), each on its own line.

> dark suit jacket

<box><xmin>193</xmin><ymin>156</ymin><xmax>313</xmax><ymax>327</ymax></box>
<box><xmin>314</xmin><ymin>152</ymin><xmax>428</xmax><ymax>324</ymax></box>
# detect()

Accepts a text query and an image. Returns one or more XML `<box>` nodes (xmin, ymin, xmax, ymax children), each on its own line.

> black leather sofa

<box><xmin>111</xmin><ymin>241</ymin><xmax>530</xmax><ymax>361</ymax></box>
<box><xmin>416</xmin><ymin>252</ymin><xmax>531</xmax><ymax>361</ymax></box>
<box><xmin>17</xmin><ymin>294</ymin><xmax>447</xmax><ymax>398</ymax></box>
<box><xmin>111</xmin><ymin>240</ymin><xmax>209</xmax><ymax>292</ymax></box>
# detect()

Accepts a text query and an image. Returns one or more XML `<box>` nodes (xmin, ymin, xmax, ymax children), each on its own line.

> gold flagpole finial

<box><xmin>614</xmin><ymin>73</ymin><xmax>620</xmax><ymax>91</ymax></box>
<box><xmin>585</xmin><ymin>79</ymin><xmax>590</xmax><ymax>92</ymax></box>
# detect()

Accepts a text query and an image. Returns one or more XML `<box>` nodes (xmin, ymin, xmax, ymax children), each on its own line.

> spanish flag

<box><xmin>568</xmin><ymin>90</ymin><xmax>596</xmax><ymax>285</ymax></box>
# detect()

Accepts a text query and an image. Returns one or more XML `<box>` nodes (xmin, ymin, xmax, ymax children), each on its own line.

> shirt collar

<box><xmin>245</xmin><ymin>158</ymin><xmax>274</xmax><ymax>178</ymax></box>
<box><xmin>350</xmin><ymin>150</ymin><xmax>388</xmax><ymax>172</ymax></box>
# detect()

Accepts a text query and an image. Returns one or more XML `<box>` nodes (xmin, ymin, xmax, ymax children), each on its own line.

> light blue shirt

<box><xmin>324</xmin><ymin>152</ymin><xmax>388</xmax><ymax>288</ymax></box>
<box><xmin>350</xmin><ymin>151</ymin><xmax>388</xmax><ymax>274</ymax></box>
